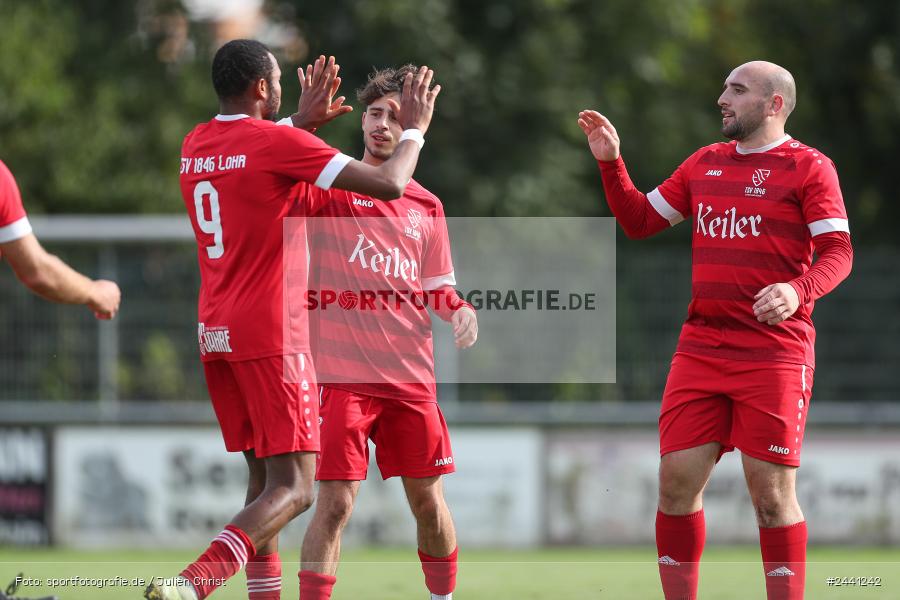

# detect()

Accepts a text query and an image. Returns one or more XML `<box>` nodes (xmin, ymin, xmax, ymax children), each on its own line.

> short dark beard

<box><xmin>722</xmin><ymin>101</ymin><xmax>766</xmax><ymax>141</ymax></box>
<box><xmin>262</xmin><ymin>81</ymin><xmax>279</xmax><ymax>121</ymax></box>
<box><xmin>363</xmin><ymin>138</ymin><xmax>395</xmax><ymax>161</ymax></box>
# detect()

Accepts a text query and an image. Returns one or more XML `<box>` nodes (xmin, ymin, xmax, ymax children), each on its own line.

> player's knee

<box><xmin>751</xmin><ymin>493</ymin><xmax>795</xmax><ymax>527</ymax></box>
<box><xmin>292</xmin><ymin>485</ymin><xmax>315</xmax><ymax>516</ymax></box>
<box><xmin>409</xmin><ymin>492</ymin><xmax>443</xmax><ymax>524</ymax></box>
<box><xmin>272</xmin><ymin>480</ymin><xmax>314</xmax><ymax>518</ymax></box>
<box><xmin>658</xmin><ymin>480</ymin><xmax>700</xmax><ymax>513</ymax></box>
<box><xmin>320</xmin><ymin>495</ymin><xmax>354</xmax><ymax>530</ymax></box>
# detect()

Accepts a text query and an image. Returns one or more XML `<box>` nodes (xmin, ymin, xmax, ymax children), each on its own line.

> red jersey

<box><xmin>647</xmin><ymin>136</ymin><xmax>849</xmax><ymax>366</ymax></box>
<box><xmin>0</xmin><ymin>160</ymin><xmax>32</xmax><ymax>246</ymax></box>
<box><xmin>294</xmin><ymin>180</ymin><xmax>459</xmax><ymax>401</ymax></box>
<box><xmin>179</xmin><ymin>114</ymin><xmax>351</xmax><ymax>361</ymax></box>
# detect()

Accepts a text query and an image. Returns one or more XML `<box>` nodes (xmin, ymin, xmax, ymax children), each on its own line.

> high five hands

<box><xmin>293</xmin><ymin>55</ymin><xmax>353</xmax><ymax>131</ymax></box>
<box><xmin>386</xmin><ymin>65</ymin><xmax>442</xmax><ymax>134</ymax></box>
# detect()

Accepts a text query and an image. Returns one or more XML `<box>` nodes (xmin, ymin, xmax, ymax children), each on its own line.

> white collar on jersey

<box><xmin>214</xmin><ymin>113</ymin><xmax>251</xmax><ymax>121</ymax></box>
<box><xmin>735</xmin><ymin>134</ymin><xmax>792</xmax><ymax>155</ymax></box>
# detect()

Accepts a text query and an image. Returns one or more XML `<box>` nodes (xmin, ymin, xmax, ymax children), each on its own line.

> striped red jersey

<box><xmin>293</xmin><ymin>180</ymin><xmax>459</xmax><ymax>401</ymax></box>
<box><xmin>646</xmin><ymin>136</ymin><xmax>848</xmax><ymax>366</ymax></box>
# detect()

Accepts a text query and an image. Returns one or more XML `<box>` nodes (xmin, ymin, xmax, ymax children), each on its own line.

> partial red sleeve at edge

<box><xmin>431</xmin><ymin>285</ymin><xmax>474</xmax><ymax>322</ymax></box>
<box><xmin>597</xmin><ymin>157</ymin><xmax>670</xmax><ymax>239</ymax></box>
<box><xmin>788</xmin><ymin>231</ymin><xmax>853</xmax><ymax>305</ymax></box>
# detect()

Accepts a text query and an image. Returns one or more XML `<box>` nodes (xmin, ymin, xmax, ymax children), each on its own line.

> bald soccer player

<box><xmin>579</xmin><ymin>61</ymin><xmax>852</xmax><ymax>600</ymax></box>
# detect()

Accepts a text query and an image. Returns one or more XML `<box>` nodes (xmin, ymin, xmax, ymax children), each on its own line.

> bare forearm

<box><xmin>19</xmin><ymin>252</ymin><xmax>94</xmax><ymax>305</ymax></box>
<box><xmin>377</xmin><ymin>140</ymin><xmax>421</xmax><ymax>195</ymax></box>
<box><xmin>331</xmin><ymin>140</ymin><xmax>421</xmax><ymax>199</ymax></box>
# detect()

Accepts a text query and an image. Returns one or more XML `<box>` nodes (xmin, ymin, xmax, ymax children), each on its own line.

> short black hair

<box><xmin>211</xmin><ymin>39</ymin><xmax>274</xmax><ymax>100</ymax></box>
<box><xmin>357</xmin><ymin>64</ymin><xmax>420</xmax><ymax>106</ymax></box>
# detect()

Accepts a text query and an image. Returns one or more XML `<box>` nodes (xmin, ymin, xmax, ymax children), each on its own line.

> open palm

<box><xmin>577</xmin><ymin>110</ymin><xmax>621</xmax><ymax>161</ymax></box>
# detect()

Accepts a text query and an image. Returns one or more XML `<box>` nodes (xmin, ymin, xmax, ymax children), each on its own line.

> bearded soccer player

<box><xmin>579</xmin><ymin>60</ymin><xmax>852</xmax><ymax>600</ymax></box>
<box><xmin>145</xmin><ymin>40</ymin><xmax>440</xmax><ymax>600</ymax></box>
<box><xmin>278</xmin><ymin>65</ymin><xmax>476</xmax><ymax>600</ymax></box>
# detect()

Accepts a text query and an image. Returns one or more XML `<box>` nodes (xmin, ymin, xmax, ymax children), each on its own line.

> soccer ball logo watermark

<box><xmin>338</xmin><ymin>290</ymin><xmax>359</xmax><ymax>310</ymax></box>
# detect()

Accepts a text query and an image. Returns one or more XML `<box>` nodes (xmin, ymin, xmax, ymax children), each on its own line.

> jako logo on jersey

<box><xmin>405</xmin><ymin>208</ymin><xmax>423</xmax><ymax>240</ymax></box>
<box><xmin>198</xmin><ymin>323</ymin><xmax>233</xmax><ymax>356</ymax></box>
<box><xmin>696</xmin><ymin>203</ymin><xmax>762</xmax><ymax>239</ymax></box>
<box><xmin>348</xmin><ymin>234</ymin><xmax>419</xmax><ymax>282</ymax></box>
<box><xmin>435</xmin><ymin>456</ymin><xmax>453</xmax><ymax>467</ymax></box>
<box><xmin>768</xmin><ymin>444</ymin><xmax>790</xmax><ymax>455</ymax></box>
<box><xmin>705</xmin><ymin>169</ymin><xmax>723</xmax><ymax>176</ymax></box>
<box><xmin>353</xmin><ymin>197</ymin><xmax>374</xmax><ymax>208</ymax></box>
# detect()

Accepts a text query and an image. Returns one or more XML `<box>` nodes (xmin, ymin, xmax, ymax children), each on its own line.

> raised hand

<box><xmin>293</xmin><ymin>55</ymin><xmax>353</xmax><ymax>131</ymax></box>
<box><xmin>386</xmin><ymin>65</ymin><xmax>441</xmax><ymax>134</ymax></box>
<box><xmin>578</xmin><ymin>110</ymin><xmax>621</xmax><ymax>161</ymax></box>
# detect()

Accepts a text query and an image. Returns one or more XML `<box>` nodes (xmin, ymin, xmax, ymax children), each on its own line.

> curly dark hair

<box><xmin>356</xmin><ymin>64</ymin><xmax>420</xmax><ymax>106</ymax></box>
<box><xmin>211</xmin><ymin>39</ymin><xmax>274</xmax><ymax>101</ymax></box>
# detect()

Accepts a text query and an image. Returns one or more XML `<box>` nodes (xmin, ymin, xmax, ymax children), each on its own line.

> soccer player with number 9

<box><xmin>145</xmin><ymin>39</ymin><xmax>440</xmax><ymax>600</ymax></box>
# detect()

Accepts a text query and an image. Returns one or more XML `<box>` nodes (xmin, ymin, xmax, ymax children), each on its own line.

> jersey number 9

<box><xmin>193</xmin><ymin>181</ymin><xmax>224</xmax><ymax>259</ymax></box>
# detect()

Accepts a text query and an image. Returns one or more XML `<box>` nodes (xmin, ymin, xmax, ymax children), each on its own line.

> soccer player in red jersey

<box><xmin>285</xmin><ymin>65</ymin><xmax>477</xmax><ymax>600</ymax></box>
<box><xmin>579</xmin><ymin>60</ymin><xmax>852</xmax><ymax>600</ymax></box>
<box><xmin>0</xmin><ymin>159</ymin><xmax>120</xmax><ymax>318</ymax></box>
<box><xmin>145</xmin><ymin>40</ymin><xmax>440</xmax><ymax>600</ymax></box>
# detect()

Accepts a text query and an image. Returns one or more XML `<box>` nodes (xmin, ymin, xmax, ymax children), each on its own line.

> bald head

<box><xmin>732</xmin><ymin>61</ymin><xmax>797</xmax><ymax>117</ymax></box>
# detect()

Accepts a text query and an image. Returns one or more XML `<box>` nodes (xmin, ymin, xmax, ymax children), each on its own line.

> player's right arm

<box><xmin>0</xmin><ymin>161</ymin><xmax>120</xmax><ymax>319</ymax></box>
<box><xmin>578</xmin><ymin>110</ymin><xmax>689</xmax><ymax>239</ymax></box>
<box><xmin>1</xmin><ymin>234</ymin><xmax>121</xmax><ymax>319</ymax></box>
<box><xmin>275</xmin><ymin>64</ymin><xmax>440</xmax><ymax>200</ymax></box>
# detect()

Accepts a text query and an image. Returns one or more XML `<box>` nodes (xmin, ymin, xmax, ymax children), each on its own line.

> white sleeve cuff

<box><xmin>422</xmin><ymin>271</ymin><xmax>457</xmax><ymax>291</ymax></box>
<box><xmin>0</xmin><ymin>216</ymin><xmax>32</xmax><ymax>243</ymax></box>
<box><xmin>314</xmin><ymin>153</ymin><xmax>354</xmax><ymax>190</ymax></box>
<box><xmin>808</xmin><ymin>218</ymin><xmax>850</xmax><ymax>236</ymax></box>
<box><xmin>646</xmin><ymin>188</ymin><xmax>685</xmax><ymax>226</ymax></box>
<box><xmin>276</xmin><ymin>117</ymin><xmax>294</xmax><ymax>127</ymax></box>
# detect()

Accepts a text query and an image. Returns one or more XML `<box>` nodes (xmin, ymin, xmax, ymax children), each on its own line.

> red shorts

<box><xmin>316</xmin><ymin>387</ymin><xmax>455</xmax><ymax>480</ymax></box>
<box><xmin>660</xmin><ymin>352</ymin><xmax>813</xmax><ymax>467</ymax></box>
<box><xmin>203</xmin><ymin>354</ymin><xmax>319</xmax><ymax>458</ymax></box>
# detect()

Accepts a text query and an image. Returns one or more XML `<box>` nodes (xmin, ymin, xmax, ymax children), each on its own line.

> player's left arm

<box><xmin>753</xmin><ymin>157</ymin><xmax>853</xmax><ymax>325</ymax></box>
<box><xmin>422</xmin><ymin>205</ymin><xmax>477</xmax><ymax>348</ymax></box>
<box><xmin>285</xmin><ymin>55</ymin><xmax>353</xmax><ymax>131</ymax></box>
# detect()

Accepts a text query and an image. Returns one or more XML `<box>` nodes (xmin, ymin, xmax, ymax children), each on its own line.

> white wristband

<box><xmin>399</xmin><ymin>129</ymin><xmax>425</xmax><ymax>149</ymax></box>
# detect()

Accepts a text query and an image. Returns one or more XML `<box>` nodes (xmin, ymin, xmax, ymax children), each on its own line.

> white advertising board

<box><xmin>545</xmin><ymin>430</ymin><xmax>900</xmax><ymax>544</ymax></box>
<box><xmin>53</xmin><ymin>426</ymin><xmax>541</xmax><ymax>548</ymax></box>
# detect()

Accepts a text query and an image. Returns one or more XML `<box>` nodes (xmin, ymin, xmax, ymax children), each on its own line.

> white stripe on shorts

<box><xmin>801</xmin><ymin>365</ymin><xmax>807</xmax><ymax>393</ymax></box>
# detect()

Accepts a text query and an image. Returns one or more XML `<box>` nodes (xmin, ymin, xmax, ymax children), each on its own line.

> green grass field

<box><xmin>1</xmin><ymin>547</ymin><xmax>897</xmax><ymax>599</ymax></box>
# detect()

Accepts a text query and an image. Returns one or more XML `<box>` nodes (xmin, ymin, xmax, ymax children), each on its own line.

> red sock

<box><xmin>418</xmin><ymin>547</ymin><xmax>458</xmax><ymax>596</ymax></box>
<box><xmin>299</xmin><ymin>570</ymin><xmax>336</xmax><ymax>600</ymax></box>
<box><xmin>656</xmin><ymin>510</ymin><xmax>705</xmax><ymax>600</ymax></box>
<box><xmin>181</xmin><ymin>525</ymin><xmax>255</xmax><ymax>599</ymax></box>
<box><xmin>760</xmin><ymin>521</ymin><xmax>807</xmax><ymax>600</ymax></box>
<box><xmin>247</xmin><ymin>552</ymin><xmax>282</xmax><ymax>599</ymax></box>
